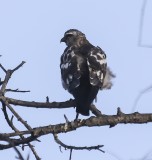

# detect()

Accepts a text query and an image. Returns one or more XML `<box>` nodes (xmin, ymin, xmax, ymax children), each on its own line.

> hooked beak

<box><xmin>60</xmin><ymin>36</ymin><xmax>66</xmax><ymax>43</ymax></box>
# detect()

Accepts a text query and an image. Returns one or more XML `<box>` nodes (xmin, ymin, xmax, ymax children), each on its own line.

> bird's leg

<box><xmin>75</xmin><ymin>113</ymin><xmax>79</xmax><ymax>120</ymax></box>
<box><xmin>95</xmin><ymin>96</ymin><xmax>97</xmax><ymax>103</ymax></box>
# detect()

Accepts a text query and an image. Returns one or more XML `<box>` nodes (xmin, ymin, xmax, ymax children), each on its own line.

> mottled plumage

<box><xmin>60</xmin><ymin>29</ymin><xmax>114</xmax><ymax>116</ymax></box>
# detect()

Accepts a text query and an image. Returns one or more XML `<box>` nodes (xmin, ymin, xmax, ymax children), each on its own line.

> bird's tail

<box><xmin>76</xmin><ymin>102</ymin><xmax>90</xmax><ymax>116</ymax></box>
<box><xmin>75</xmin><ymin>86</ymin><xmax>99</xmax><ymax>116</ymax></box>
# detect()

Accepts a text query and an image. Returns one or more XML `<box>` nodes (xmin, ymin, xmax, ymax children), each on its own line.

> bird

<box><xmin>60</xmin><ymin>29</ymin><xmax>114</xmax><ymax>116</ymax></box>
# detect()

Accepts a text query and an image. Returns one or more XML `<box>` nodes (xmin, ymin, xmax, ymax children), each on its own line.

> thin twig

<box><xmin>4</xmin><ymin>137</ymin><xmax>25</xmax><ymax>160</ymax></box>
<box><xmin>69</xmin><ymin>149</ymin><xmax>72</xmax><ymax>160</ymax></box>
<box><xmin>138</xmin><ymin>0</ymin><xmax>152</xmax><ymax>48</ymax></box>
<box><xmin>106</xmin><ymin>150</ymin><xmax>122</xmax><ymax>160</ymax></box>
<box><xmin>64</xmin><ymin>114</ymin><xmax>70</xmax><ymax>123</ymax></box>
<box><xmin>12</xmin><ymin>61</ymin><xmax>26</xmax><ymax>73</ymax></box>
<box><xmin>138</xmin><ymin>0</ymin><xmax>147</xmax><ymax>46</ymax></box>
<box><xmin>2</xmin><ymin>102</ymin><xmax>41</xmax><ymax>160</ymax></box>
<box><xmin>5</xmin><ymin>88</ymin><xmax>30</xmax><ymax>93</ymax></box>
<box><xmin>53</xmin><ymin>134</ymin><xmax>104</xmax><ymax>152</ymax></box>
<box><xmin>2</xmin><ymin>99</ymin><xmax>32</xmax><ymax>131</ymax></box>
<box><xmin>140</xmin><ymin>149</ymin><xmax>152</xmax><ymax>160</ymax></box>
<box><xmin>46</xmin><ymin>96</ymin><xmax>49</xmax><ymax>103</ymax></box>
<box><xmin>132</xmin><ymin>85</ymin><xmax>152</xmax><ymax>112</ymax></box>
<box><xmin>0</xmin><ymin>63</ymin><xmax>7</xmax><ymax>73</ymax></box>
<box><xmin>0</xmin><ymin>61</ymin><xmax>26</xmax><ymax>94</ymax></box>
<box><xmin>0</xmin><ymin>136</ymin><xmax>38</xmax><ymax>150</ymax></box>
<box><xmin>14</xmin><ymin>146</ymin><xmax>25</xmax><ymax>160</ymax></box>
<box><xmin>0</xmin><ymin>62</ymin><xmax>41</xmax><ymax>159</ymax></box>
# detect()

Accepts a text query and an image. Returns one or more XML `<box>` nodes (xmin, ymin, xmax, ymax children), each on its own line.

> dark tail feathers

<box><xmin>76</xmin><ymin>103</ymin><xmax>90</xmax><ymax>116</ymax></box>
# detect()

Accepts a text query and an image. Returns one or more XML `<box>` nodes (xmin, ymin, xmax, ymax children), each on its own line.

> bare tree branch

<box><xmin>1</xmin><ymin>61</ymin><xmax>152</xmax><ymax>160</ymax></box>
<box><xmin>2</xmin><ymin>99</ymin><xmax>33</xmax><ymax>131</ymax></box>
<box><xmin>138</xmin><ymin>0</ymin><xmax>152</xmax><ymax>48</ymax></box>
<box><xmin>5</xmin><ymin>97</ymin><xmax>102</xmax><ymax>117</ymax></box>
<box><xmin>53</xmin><ymin>133</ymin><xmax>104</xmax><ymax>160</ymax></box>
<box><xmin>1</xmin><ymin>136</ymin><xmax>25</xmax><ymax>160</ymax></box>
<box><xmin>5</xmin><ymin>88</ymin><xmax>30</xmax><ymax>93</ymax></box>
<box><xmin>0</xmin><ymin>70</ymin><xmax>12</xmax><ymax>94</ymax></box>
<box><xmin>12</xmin><ymin>61</ymin><xmax>26</xmax><ymax>73</ymax></box>
<box><xmin>0</xmin><ymin>63</ymin><xmax>7</xmax><ymax>73</ymax></box>
<box><xmin>53</xmin><ymin>133</ymin><xmax>104</xmax><ymax>152</ymax></box>
<box><xmin>1</xmin><ymin>102</ymin><xmax>41</xmax><ymax>160</ymax></box>
<box><xmin>5</xmin><ymin>97</ymin><xmax>76</xmax><ymax>109</ymax></box>
<box><xmin>2</xmin><ymin>111</ymin><xmax>152</xmax><ymax>139</ymax></box>
<box><xmin>0</xmin><ymin>135</ymin><xmax>38</xmax><ymax>150</ymax></box>
<box><xmin>0</xmin><ymin>62</ymin><xmax>40</xmax><ymax>159</ymax></box>
<box><xmin>132</xmin><ymin>84</ymin><xmax>152</xmax><ymax>112</ymax></box>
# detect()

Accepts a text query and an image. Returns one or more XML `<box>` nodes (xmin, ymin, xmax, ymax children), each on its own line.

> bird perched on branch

<box><xmin>60</xmin><ymin>29</ymin><xmax>114</xmax><ymax>116</ymax></box>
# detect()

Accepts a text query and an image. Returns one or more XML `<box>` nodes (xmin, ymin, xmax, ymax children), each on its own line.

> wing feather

<box><xmin>60</xmin><ymin>47</ymin><xmax>82</xmax><ymax>92</ymax></box>
<box><xmin>87</xmin><ymin>46</ymin><xmax>107</xmax><ymax>87</ymax></box>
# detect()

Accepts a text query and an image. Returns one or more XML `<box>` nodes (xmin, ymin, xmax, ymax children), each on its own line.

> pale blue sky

<box><xmin>0</xmin><ymin>0</ymin><xmax>152</xmax><ymax>160</ymax></box>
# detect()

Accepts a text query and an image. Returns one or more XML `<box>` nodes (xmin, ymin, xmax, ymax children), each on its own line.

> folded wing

<box><xmin>87</xmin><ymin>46</ymin><xmax>107</xmax><ymax>88</ymax></box>
<box><xmin>60</xmin><ymin>47</ymin><xmax>84</xmax><ymax>92</ymax></box>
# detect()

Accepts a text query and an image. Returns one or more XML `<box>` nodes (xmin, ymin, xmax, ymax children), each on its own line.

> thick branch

<box><xmin>4</xmin><ymin>112</ymin><xmax>152</xmax><ymax>138</ymax></box>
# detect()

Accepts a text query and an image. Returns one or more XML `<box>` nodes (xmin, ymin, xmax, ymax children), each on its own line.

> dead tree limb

<box><xmin>53</xmin><ymin>133</ymin><xmax>104</xmax><ymax>151</ymax></box>
<box><xmin>1</xmin><ymin>62</ymin><xmax>152</xmax><ymax>160</ymax></box>
<box><xmin>2</xmin><ymin>111</ymin><xmax>152</xmax><ymax>138</ymax></box>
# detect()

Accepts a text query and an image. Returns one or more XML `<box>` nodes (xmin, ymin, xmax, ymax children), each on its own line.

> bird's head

<box><xmin>60</xmin><ymin>29</ymin><xmax>87</xmax><ymax>47</ymax></box>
